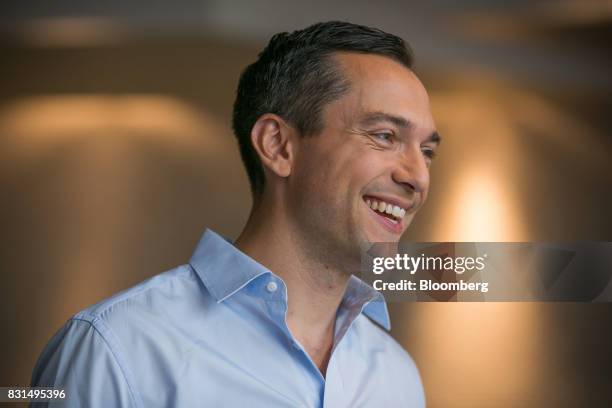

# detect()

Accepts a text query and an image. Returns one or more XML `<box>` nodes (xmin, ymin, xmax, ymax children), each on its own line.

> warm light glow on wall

<box><xmin>413</xmin><ymin>303</ymin><xmax>545</xmax><ymax>407</ymax></box>
<box><xmin>403</xmin><ymin>77</ymin><xmax>562</xmax><ymax>407</ymax></box>
<box><xmin>1</xmin><ymin>94</ymin><xmax>227</xmax><ymax>159</ymax></box>
<box><xmin>428</xmin><ymin>83</ymin><xmax>529</xmax><ymax>242</ymax></box>
<box><xmin>0</xmin><ymin>94</ymin><xmax>235</xmax><ymax>316</ymax></box>
<box><xmin>442</xmin><ymin>165</ymin><xmax>527</xmax><ymax>241</ymax></box>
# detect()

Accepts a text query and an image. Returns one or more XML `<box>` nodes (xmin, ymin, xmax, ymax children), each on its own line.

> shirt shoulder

<box><xmin>82</xmin><ymin>264</ymin><xmax>200</xmax><ymax>319</ymax></box>
<box><xmin>73</xmin><ymin>264</ymin><xmax>219</xmax><ymax>358</ymax></box>
<box><xmin>32</xmin><ymin>265</ymin><xmax>216</xmax><ymax>407</ymax></box>
<box><xmin>32</xmin><ymin>314</ymin><xmax>140</xmax><ymax>407</ymax></box>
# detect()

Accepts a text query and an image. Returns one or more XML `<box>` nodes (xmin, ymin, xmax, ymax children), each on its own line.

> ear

<box><xmin>250</xmin><ymin>114</ymin><xmax>295</xmax><ymax>179</ymax></box>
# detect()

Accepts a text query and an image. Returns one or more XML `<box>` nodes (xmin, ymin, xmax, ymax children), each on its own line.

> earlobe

<box><xmin>250</xmin><ymin>114</ymin><xmax>294</xmax><ymax>178</ymax></box>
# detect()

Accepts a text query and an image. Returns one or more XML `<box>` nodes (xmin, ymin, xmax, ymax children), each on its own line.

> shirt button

<box><xmin>266</xmin><ymin>281</ymin><xmax>278</xmax><ymax>293</ymax></box>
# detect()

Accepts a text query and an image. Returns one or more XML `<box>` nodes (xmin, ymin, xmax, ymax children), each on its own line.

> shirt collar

<box><xmin>189</xmin><ymin>229</ymin><xmax>390</xmax><ymax>330</ymax></box>
<box><xmin>344</xmin><ymin>275</ymin><xmax>391</xmax><ymax>330</ymax></box>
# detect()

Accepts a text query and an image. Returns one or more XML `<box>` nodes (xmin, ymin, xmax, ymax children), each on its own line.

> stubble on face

<box><xmin>284</xmin><ymin>52</ymin><xmax>437</xmax><ymax>276</ymax></box>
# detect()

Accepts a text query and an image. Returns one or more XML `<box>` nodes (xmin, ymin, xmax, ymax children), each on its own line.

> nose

<box><xmin>391</xmin><ymin>145</ymin><xmax>430</xmax><ymax>195</ymax></box>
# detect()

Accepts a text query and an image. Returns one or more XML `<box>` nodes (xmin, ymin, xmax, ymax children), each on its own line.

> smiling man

<box><xmin>32</xmin><ymin>22</ymin><xmax>438</xmax><ymax>407</ymax></box>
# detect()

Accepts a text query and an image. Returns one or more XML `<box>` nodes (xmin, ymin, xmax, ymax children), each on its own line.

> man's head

<box><xmin>232</xmin><ymin>21</ymin><xmax>439</xmax><ymax>268</ymax></box>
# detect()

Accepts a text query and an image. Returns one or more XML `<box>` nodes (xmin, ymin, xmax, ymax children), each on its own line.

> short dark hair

<box><xmin>232</xmin><ymin>21</ymin><xmax>414</xmax><ymax>196</ymax></box>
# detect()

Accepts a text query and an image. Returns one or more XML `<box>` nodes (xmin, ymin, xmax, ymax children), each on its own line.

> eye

<box><xmin>372</xmin><ymin>131</ymin><xmax>394</xmax><ymax>143</ymax></box>
<box><xmin>421</xmin><ymin>147</ymin><xmax>436</xmax><ymax>160</ymax></box>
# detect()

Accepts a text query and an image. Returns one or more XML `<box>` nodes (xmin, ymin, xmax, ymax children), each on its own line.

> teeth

<box><xmin>366</xmin><ymin>198</ymin><xmax>407</xmax><ymax>219</ymax></box>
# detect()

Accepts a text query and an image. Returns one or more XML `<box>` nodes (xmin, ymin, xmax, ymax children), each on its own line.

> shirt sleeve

<box><xmin>30</xmin><ymin>317</ymin><xmax>139</xmax><ymax>408</ymax></box>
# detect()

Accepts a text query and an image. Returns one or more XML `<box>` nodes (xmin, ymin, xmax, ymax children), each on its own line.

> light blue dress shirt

<box><xmin>32</xmin><ymin>229</ymin><xmax>425</xmax><ymax>407</ymax></box>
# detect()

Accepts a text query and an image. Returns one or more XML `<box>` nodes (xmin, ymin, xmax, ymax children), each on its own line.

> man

<box><xmin>32</xmin><ymin>21</ymin><xmax>439</xmax><ymax>407</ymax></box>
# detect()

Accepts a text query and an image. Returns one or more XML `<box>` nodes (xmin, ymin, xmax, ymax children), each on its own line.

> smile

<box><xmin>364</xmin><ymin>196</ymin><xmax>407</xmax><ymax>223</ymax></box>
<box><xmin>362</xmin><ymin>195</ymin><xmax>410</xmax><ymax>235</ymax></box>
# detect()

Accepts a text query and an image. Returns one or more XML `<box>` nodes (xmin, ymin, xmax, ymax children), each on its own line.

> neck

<box><xmin>234</xmin><ymin>196</ymin><xmax>350</xmax><ymax>376</ymax></box>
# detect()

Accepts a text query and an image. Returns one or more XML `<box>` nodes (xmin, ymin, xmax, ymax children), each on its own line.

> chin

<box><xmin>363</xmin><ymin>218</ymin><xmax>405</xmax><ymax>243</ymax></box>
<box><xmin>361</xmin><ymin>226</ymin><xmax>402</xmax><ymax>247</ymax></box>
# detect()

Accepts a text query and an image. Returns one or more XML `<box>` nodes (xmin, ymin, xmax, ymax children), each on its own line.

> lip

<box><xmin>363</xmin><ymin>196</ymin><xmax>404</xmax><ymax>235</ymax></box>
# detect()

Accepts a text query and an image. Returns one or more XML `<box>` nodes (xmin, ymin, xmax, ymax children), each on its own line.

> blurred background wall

<box><xmin>1</xmin><ymin>1</ymin><xmax>611</xmax><ymax>407</ymax></box>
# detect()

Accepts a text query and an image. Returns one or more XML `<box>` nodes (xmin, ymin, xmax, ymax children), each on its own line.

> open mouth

<box><xmin>363</xmin><ymin>195</ymin><xmax>407</xmax><ymax>225</ymax></box>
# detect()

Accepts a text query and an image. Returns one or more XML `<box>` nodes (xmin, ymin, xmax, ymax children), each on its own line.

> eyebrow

<box><xmin>358</xmin><ymin>111</ymin><xmax>442</xmax><ymax>145</ymax></box>
<box><xmin>358</xmin><ymin>111</ymin><xmax>413</xmax><ymax>129</ymax></box>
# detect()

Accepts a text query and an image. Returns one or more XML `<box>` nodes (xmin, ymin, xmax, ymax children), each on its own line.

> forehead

<box><xmin>328</xmin><ymin>52</ymin><xmax>434</xmax><ymax>129</ymax></box>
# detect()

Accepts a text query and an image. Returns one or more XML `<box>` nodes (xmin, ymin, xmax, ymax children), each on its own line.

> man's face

<box><xmin>286</xmin><ymin>52</ymin><xmax>439</xmax><ymax>267</ymax></box>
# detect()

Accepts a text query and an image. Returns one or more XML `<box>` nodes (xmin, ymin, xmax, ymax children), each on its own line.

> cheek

<box><xmin>288</xmin><ymin>149</ymin><xmax>337</xmax><ymax>214</ymax></box>
<box><xmin>291</xmin><ymin>138</ymin><xmax>389</xmax><ymax>206</ymax></box>
<box><xmin>330</xmin><ymin>153</ymin><xmax>379</xmax><ymax>198</ymax></box>
<box><xmin>346</xmin><ymin>150</ymin><xmax>393</xmax><ymax>194</ymax></box>
<box><xmin>292</xmin><ymin>149</ymin><xmax>331</xmax><ymax>192</ymax></box>
<box><xmin>352</xmin><ymin>153</ymin><xmax>386</xmax><ymax>179</ymax></box>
